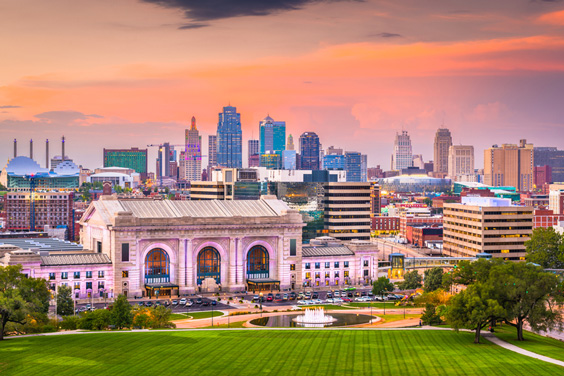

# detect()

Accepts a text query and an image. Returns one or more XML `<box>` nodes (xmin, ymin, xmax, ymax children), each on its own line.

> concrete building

<box><xmin>87</xmin><ymin>172</ymin><xmax>135</xmax><ymax>188</ymax></box>
<box><xmin>433</xmin><ymin>128</ymin><xmax>452</xmax><ymax>175</ymax></box>
<box><xmin>549</xmin><ymin>189</ymin><xmax>564</xmax><ymax>214</ymax></box>
<box><xmin>534</xmin><ymin>147</ymin><xmax>564</xmax><ymax>183</ymax></box>
<box><xmin>322</xmin><ymin>182</ymin><xmax>371</xmax><ymax>241</ymax></box>
<box><xmin>103</xmin><ymin>148</ymin><xmax>148</xmax><ymax>180</ymax></box>
<box><xmin>484</xmin><ymin>139</ymin><xmax>534</xmax><ymax>191</ymax></box>
<box><xmin>448</xmin><ymin>145</ymin><xmax>475</xmax><ymax>182</ymax></box>
<box><xmin>287</xmin><ymin>134</ymin><xmax>295</xmax><ymax>151</ymax></box>
<box><xmin>80</xmin><ymin>196</ymin><xmax>304</xmax><ymax>295</ymax></box>
<box><xmin>282</xmin><ymin>150</ymin><xmax>297</xmax><ymax>170</ymax></box>
<box><xmin>443</xmin><ymin>197</ymin><xmax>533</xmax><ymax>260</ymax></box>
<box><xmin>248</xmin><ymin>139</ymin><xmax>259</xmax><ymax>168</ymax></box>
<box><xmin>391</xmin><ymin>131</ymin><xmax>413</xmax><ymax>171</ymax></box>
<box><xmin>208</xmin><ymin>135</ymin><xmax>217</xmax><ymax>169</ymax></box>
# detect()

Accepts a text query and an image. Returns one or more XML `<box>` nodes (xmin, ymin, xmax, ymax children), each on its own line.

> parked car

<box><xmin>354</xmin><ymin>292</ymin><xmax>361</xmax><ymax>297</ymax></box>
<box><xmin>367</xmin><ymin>292</ymin><xmax>374</xmax><ymax>297</ymax></box>
<box><xmin>289</xmin><ymin>292</ymin><xmax>297</xmax><ymax>300</ymax></box>
<box><xmin>146</xmin><ymin>301</ymin><xmax>153</xmax><ymax>307</ymax></box>
<box><xmin>297</xmin><ymin>300</ymin><xmax>307</xmax><ymax>305</ymax></box>
<box><xmin>341</xmin><ymin>297</ymin><xmax>352</xmax><ymax>302</ymax></box>
<box><xmin>283</xmin><ymin>293</ymin><xmax>289</xmax><ymax>301</ymax></box>
<box><xmin>211</xmin><ymin>300</ymin><xmax>217</xmax><ymax>306</ymax></box>
<box><xmin>333</xmin><ymin>298</ymin><xmax>343</xmax><ymax>304</ymax></box>
<box><xmin>275</xmin><ymin>293</ymin><xmax>282</xmax><ymax>301</ymax></box>
<box><xmin>202</xmin><ymin>301</ymin><xmax>210</xmax><ymax>307</ymax></box>
<box><xmin>305</xmin><ymin>292</ymin><xmax>312</xmax><ymax>298</ymax></box>
<box><xmin>172</xmin><ymin>300</ymin><xmax>178</xmax><ymax>306</ymax></box>
<box><xmin>326</xmin><ymin>298</ymin><xmax>334</xmax><ymax>303</ymax></box>
<box><xmin>347</xmin><ymin>292</ymin><xmax>353</xmax><ymax>298</ymax></box>
<box><xmin>196</xmin><ymin>298</ymin><xmax>203</xmax><ymax>304</ymax></box>
<box><xmin>361</xmin><ymin>291</ymin><xmax>367</xmax><ymax>297</ymax></box>
<box><xmin>334</xmin><ymin>291</ymin><xmax>340</xmax><ymax>297</ymax></box>
<box><xmin>138</xmin><ymin>302</ymin><xmax>145</xmax><ymax>306</ymax></box>
<box><xmin>312</xmin><ymin>293</ymin><xmax>319</xmax><ymax>299</ymax></box>
<box><xmin>179</xmin><ymin>298</ymin><xmax>187</xmax><ymax>305</ymax></box>
<box><xmin>252</xmin><ymin>295</ymin><xmax>260</xmax><ymax>302</ymax></box>
<box><xmin>298</xmin><ymin>293</ymin><xmax>305</xmax><ymax>299</ymax></box>
<box><xmin>186</xmin><ymin>300</ymin><xmax>194</xmax><ymax>307</ymax></box>
<box><xmin>313</xmin><ymin>299</ymin><xmax>322</xmax><ymax>304</ymax></box>
<box><xmin>267</xmin><ymin>293</ymin><xmax>274</xmax><ymax>302</ymax></box>
<box><xmin>154</xmin><ymin>301</ymin><xmax>161</xmax><ymax>307</ymax></box>
<box><xmin>326</xmin><ymin>293</ymin><xmax>333</xmax><ymax>299</ymax></box>
<box><xmin>85</xmin><ymin>304</ymin><xmax>92</xmax><ymax>311</ymax></box>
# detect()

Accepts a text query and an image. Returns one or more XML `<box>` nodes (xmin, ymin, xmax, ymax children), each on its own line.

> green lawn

<box><xmin>170</xmin><ymin>311</ymin><xmax>224</xmax><ymax>321</ymax></box>
<box><xmin>493</xmin><ymin>325</ymin><xmax>564</xmax><ymax>362</ymax></box>
<box><xmin>377</xmin><ymin>314</ymin><xmax>421</xmax><ymax>324</ymax></box>
<box><xmin>1</xmin><ymin>330</ymin><xmax>563</xmax><ymax>375</ymax></box>
<box><xmin>202</xmin><ymin>320</ymin><xmax>247</xmax><ymax>329</ymax></box>
<box><xmin>347</xmin><ymin>302</ymin><xmax>419</xmax><ymax>309</ymax></box>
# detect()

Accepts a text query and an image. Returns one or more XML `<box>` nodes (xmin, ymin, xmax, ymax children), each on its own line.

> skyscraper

<box><xmin>345</xmin><ymin>151</ymin><xmax>362</xmax><ymax>182</ymax></box>
<box><xmin>433</xmin><ymin>128</ymin><xmax>452</xmax><ymax>175</ymax></box>
<box><xmin>534</xmin><ymin>147</ymin><xmax>564</xmax><ymax>183</ymax></box>
<box><xmin>391</xmin><ymin>131</ymin><xmax>413</xmax><ymax>171</ymax></box>
<box><xmin>216</xmin><ymin>105</ymin><xmax>242</xmax><ymax>168</ymax></box>
<box><xmin>484</xmin><ymin>139</ymin><xmax>534</xmax><ymax>191</ymax></box>
<box><xmin>361</xmin><ymin>154</ymin><xmax>368</xmax><ymax>182</ymax></box>
<box><xmin>448</xmin><ymin>145</ymin><xmax>474</xmax><ymax>182</ymax></box>
<box><xmin>248</xmin><ymin>139</ymin><xmax>259</xmax><ymax>167</ymax></box>
<box><xmin>208</xmin><ymin>135</ymin><xmax>217</xmax><ymax>169</ymax></box>
<box><xmin>299</xmin><ymin>132</ymin><xmax>320</xmax><ymax>170</ymax></box>
<box><xmin>287</xmin><ymin>134</ymin><xmax>294</xmax><ymax>151</ymax></box>
<box><xmin>183</xmin><ymin>116</ymin><xmax>202</xmax><ymax>181</ymax></box>
<box><xmin>259</xmin><ymin>116</ymin><xmax>286</xmax><ymax>155</ymax></box>
<box><xmin>103</xmin><ymin>147</ymin><xmax>148</xmax><ymax>180</ymax></box>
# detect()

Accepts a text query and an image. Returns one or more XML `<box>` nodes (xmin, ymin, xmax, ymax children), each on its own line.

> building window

<box><xmin>97</xmin><ymin>241</ymin><xmax>102</xmax><ymax>253</ymax></box>
<box><xmin>98</xmin><ymin>281</ymin><xmax>105</xmax><ymax>289</ymax></box>
<box><xmin>50</xmin><ymin>284</ymin><xmax>56</xmax><ymax>291</ymax></box>
<box><xmin>334</xmin><ymin>271</ymin><xmax>340</xmax><ymax>278</ymax></box>
<box><xmin>74</xmin><ymin>282</ymin><xmax>80</xmax><ymax>290</ymax></box>
<box><xmin>98</xmin><ymin>271</ymin><xmax>105</xmax><ymax>278</ymax></box>
<box><xmin>325</xmin><ymin>262</ymin><xmax>330</xmax><ymax>268</ymax></box>
<box><xmin>364</xmin><ymin>270</ymin><xmax>369</xmax><ymax>277</ymax></box>
<box><xmin>325</xmin><ymin>272</ymin><xmax>330</xmax><ymax>278</ymax></box>
<box><xmin>315</xmin><ymin>272</ymin><xmax>320</xmax><ymax>279</ymax></box>
<box><xmin>61</xmin><ymin>272</ymin><xmax>68</xmax><ymax>280</ymax></box>
<box><xmin>290</xmin><ymin>264</ymin><xmax>296</xmax><ymax>271</ymax></box>
<box><xmin>73</xmin><ymin>272</ymin><xmax>80</xmax><ymax>279</ymax></box>
<box><xmin>290</xmin><ymin>239</ymin><xmax>297</xmax><ymax>256</ymax></box>
<box><xmin>363</xmin><ymin>260</ymin><xmax>369</xmax><ymax>267</ymax></box>
<box><xmin>305</xmin><ymin>263</ymin><xmax>311</xmax><ymax>270</ymax></box>
<box><xmin>49</xmin><ymin>273</ymin><xmax>55</xmax><ymax>280</ymax></box>
<box><xmin>315</xmin><ymin>263</ymin><xmax>320</xmax><ymax>269</ymax></box>
<box><xmin>122</xmin><ymin>270</ymin><xmax>129</xmax><ymax>278</ymax></box>
<box><xmin>305</xmin><ymin>272</ymin><xmax>311</xmax><ymax>279</ymax></box>
<box><xmin>344</xmin><ymin>261</ymin><xmax>349</xmax><ymax>268</ymax></box>
<box><xmin>344</xmin><ymin>271</ymin><xmax>350</xmax><ymax>278</ymax></box>
<box><xmin>334</xmin><ymin>262</ymin><xmax>339</xmax><ymax>268</ymax></box>
<box><xmin>86</xmin><ymin>282</ymin><xmax>92</xmax><ymax>290</ymax></box>
<box><xmin>86</xmin><ymin>271</ymin><xmax>92</xmax><ymax>278</ymax></box>
<box><xmin>122</xmin><ymin>243</ymin><xmax>130</xmax><ymax>262</ymax></box>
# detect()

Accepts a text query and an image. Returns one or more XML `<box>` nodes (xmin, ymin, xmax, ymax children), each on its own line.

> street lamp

<box><xmin>259</xmin><ymin>292</ymin><xmax>263</xmax><ymax>317</ymax></box>
<box><xmin>211</xmin><ymin>301</ymin><xmax>214</xmax><ymax>327</ymax></box>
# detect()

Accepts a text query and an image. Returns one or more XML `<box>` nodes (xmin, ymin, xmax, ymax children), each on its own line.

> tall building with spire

<box><xmin>216</xmin><ymin>105</ymin><xmax>242</xmax><ymax>168</ymax></box>
<box><xmin>181</xmin><ymin>116</ymin><xmax>202</xmax><ymax>181</ymax></box>
<box><xmin>287</xmin><ymin>134</ymin><xmax>294</xmax><ymax>151</ymax></box>
<box><xmin>391</xmin><ymin>130</ymin><xmax>413</xmax><ymax>171</ymax></box>
<box><xmin>433</xmin><ymin>128</ymin><xmax>452</xmax><ymax>176</ymax></box>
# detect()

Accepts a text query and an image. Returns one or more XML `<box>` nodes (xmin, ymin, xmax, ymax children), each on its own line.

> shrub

<box><xmin>60</xmin><ymin>316</ymin><xmax>81</xmax><ymax>330</ymax></box>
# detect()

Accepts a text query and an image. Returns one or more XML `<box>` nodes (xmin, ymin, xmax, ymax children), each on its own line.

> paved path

<box><xmin>483</xmin><ymin>333</ymin><xmax>564</xmax><ymax>368</ymax></box>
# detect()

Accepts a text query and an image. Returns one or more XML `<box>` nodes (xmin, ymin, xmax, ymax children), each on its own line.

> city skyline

<box><xmin>1</xmin><ymin>1</ymin><xmax>564</xmax><ymax>170</ymax></box>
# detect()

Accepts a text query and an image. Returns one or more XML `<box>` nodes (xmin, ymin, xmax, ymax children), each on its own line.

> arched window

<box><xmin>247</xmin><ymin>246</ymin><xmax>269</xmax><ymax>279</ymax></box>
<box><xmin>145</xmin><ymin>248</ymin><xmax>170</xmax><ymax>284</ymax></box>
<box><xmin>197</xmin><ymin>247</ymin><xmax>221</xmax><ymax>285</ymax></box>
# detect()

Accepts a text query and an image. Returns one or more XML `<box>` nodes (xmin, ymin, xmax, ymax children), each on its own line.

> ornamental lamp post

<box><xmin>259</xmin><ymin>292</ymin><xmax>263</xmax><ymax>317</ymax></box>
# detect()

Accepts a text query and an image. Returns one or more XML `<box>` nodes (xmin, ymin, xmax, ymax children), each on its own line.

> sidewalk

<box><xmin>483</xmin><ymin>333</ymin><xmax>564</xmax><ymax>368</ymax></box>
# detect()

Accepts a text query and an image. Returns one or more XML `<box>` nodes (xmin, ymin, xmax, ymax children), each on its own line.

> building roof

<box><xmin>40</xmin><ymin>253</ymin><xmax>112</xmax><ymax>266</ymax></box>
<box><xmin>302</xmin><ymin>246</ymin><xmax>355</xmax><ymax>257</ymax></box>
<box><xmin>86</xmin><ymin>196</ymin><xmax>291</xmax><ymax>225</ymax></box>
<box><xmin>0</xmin><ymin>238</ymin><xmax>83</xmax><ymax>252</ymax></box>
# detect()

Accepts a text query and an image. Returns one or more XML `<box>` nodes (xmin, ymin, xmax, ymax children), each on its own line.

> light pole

<box><xmin>259</xmin><ymin>292</ymin><xmax>263</xmax><ymax>317</ymax></box>
<box><xmin>211</xmin><ymin>301</ymin><xmax>214</xmax><ymax>327</ymax></box>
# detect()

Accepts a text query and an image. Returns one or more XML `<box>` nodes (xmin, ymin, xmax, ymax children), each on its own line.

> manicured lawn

<box><xmin>493</xmin><ymin>325</ymin><xmax>564</xmax><ymax>362</ymax></box>
<box><xmin>347</xmin><ymin>302</ymin><xmax>419</xmax><ymax>309</ymax></box>
<box><xmin>377</xmin><ymin>314</ymin><xmax>421</xmax><ymax>325</ymax></box>
<box><xmin>202</xmin><ymin>320</ymin><xmax>247</xmax><ymax>329</ymax></box>
<box><xmin>170</xmin><ymin>311</ymin><xmax>224</xmax><ymax>321</ymax></box>
<box><xmin>1</xmin><ymin>330</ymin><xmax>563</xmax><ymax>375</ymax></box>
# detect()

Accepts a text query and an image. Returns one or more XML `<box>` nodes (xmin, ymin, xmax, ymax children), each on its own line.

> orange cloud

<box><xmin>538</xmin><ymin>10</ymin><xmax>564</xmax><ymax>26</ymax></box>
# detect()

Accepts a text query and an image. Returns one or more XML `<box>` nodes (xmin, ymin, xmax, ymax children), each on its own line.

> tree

<box><xmin>492</xmin><ymin>262</ymin><xmax>563</xmax><ymax>341</ymax></box>
<box><xmin>111</xmin><ymin>294</ymin><xmax>132</xmax><ymax>329</ymax></box>
<box><xmin>56</xmin><ymin>285</ymin><xmax>74</xmax><ymax>316</ymax></box>
<box><xmin>525</xmin><ymin>227</ymin><xmax>564</xmax><ymax>269</ymax></box>
<box><xmin>447</xmin><ymin>282</ymin><xmax>505</xmax><ymax>344</ymax></box>
<box><xmin>0</xmin><ymin>265</ymin><xmax>50</xmax><ymax>340</ymax></box>
<box><xmin>372</xmin><ymin>277</ymin><xmax>394</xmax><ymax>300</ymax></box>
<box><xmin>150</xmin><ymin>306</ymin><xmax>175</xmax><ymax>329</ymax></box>
<box><xmin>0</xmin><ymin>182</ymin><xmax>7</xmax><ymax>191</ymax></box>
<box><xmin>398</xmin><ymin>270</ymin><xmax>422</xmax><ymax>290</ymax></box>
<box><xmin>424</xmin><ymin>267</ymin><xmax>444</xmax><ymax>292</ymax></box>
<box><xmin>114</xmin><ymin>185</ymin><xmax>123</xmax><ymax>194</ymax></box>
<box><xmin>421</xmin><ymin>303</ymin><xmax>441</xmax><ymax>325</ymax></box>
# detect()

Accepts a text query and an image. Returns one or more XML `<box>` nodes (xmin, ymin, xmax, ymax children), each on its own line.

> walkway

<box><xmin>483</xmin><ymin>333</ymin><xmax>564</xmax><ymax>368</ymax></box>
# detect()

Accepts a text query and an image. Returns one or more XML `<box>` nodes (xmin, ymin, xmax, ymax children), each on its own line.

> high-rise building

<box><xmin>534</xmin><ymin>147</ymin><xmax>564</xmax><ymax>183</ymax></box>
<box><xmin>248</xmin><ymin>139</ymin><xmax>259</xmax><ymax>167</ymax></box>
<box><xmin>361</xmin><ymin>154</ymin><xmax>368</xmax><ymax>182</ymax></box>
<box><xmin>370</xmin><ymin>182</ymin><xmax>381</xmax><ymax>217</ymax></box>
<box><xmin>323</xmin><ymin>154</ymin><xmax>345</xmax><ymax>170</ymax></box>
<box><xmin>323</xmin><ymin>182</ymin><xmax>371</xmax><ymax>241</ymax></box>
<box><xmin>448</xmin><ymin>145</ymin><xmax>474</xmax><ymax>182</ymax></box>
<box><xmin>443</xmin><ymin>197</ymin><xmax>533</xmax><ymax>260</ymax></box>
<box><xmin>287</xmin><ymin>134</ymin><xmax>294</xmax><ymax>151</ymax></box>
<box><xmin>181</xmin><ymin>117</ymin><xmax>202</xmax><ymax>181</ymax></box>
<box><xmin>326</xmin><ymin>146</ymin><xmax>343</xmax><ymax>155</ymax></box>
<box><xmin>259</xmin><ymin>116</ymin><xmax>286</xmax><ymax>155</ymax></box>
<box><xmin>103</xmin><ymin>148</ymin><xmax>148</xmax><ymax>180</ymax></box>
<box><xmin>391</xmin><ymin>131</ymin><xmax>413</xmax><ymax>171</ymax></box>
<box><xmin>216</xmin><ymin>105</ymin><xmax>242</xmax><ymax>168</ymax></box>
<box><xmin>282</xmin><ymin>150</ymin><xmax>297</xmax><ymax>170</ymax></box>
<box><xmin>433</xmin><ymin>128</ymin><xmax>452</xmax><ymax>175</ymax></box>
<box><xmin>208</xmin><ymin>135</ymin><xmax>217</xmax><ymax>169</ymax></box>
<box><xmin>484</xmin><ymin>139</ymin><xmax>534</xmax><ymax>191</ymax></box>
<box><xmin>345</xmin><ymin>151</ymin><xmax>362</xmax><ymax>182</ymax></box>
<box><xmin>299</xmin><ymin>132</ymin><xmax>320</xmax><ymax>170</ymax></box>
<box><xmin>260</xmin><ymin>152</ymin><xmax>281</xmax><ymax>170</ymax></box>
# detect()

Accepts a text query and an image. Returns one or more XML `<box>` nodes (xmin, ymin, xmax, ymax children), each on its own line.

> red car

<box><xmin>341</xmin><ymin>297</ymin><xmax>352</xmax><ymax>302</ymax></box>
<box><xmin>266</xmin><ymin>293</ymin><xmax>274</xmax><ymax>301</ymax></box>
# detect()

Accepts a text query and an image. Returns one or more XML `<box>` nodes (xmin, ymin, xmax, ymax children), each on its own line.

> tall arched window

<box><xmin>145</xmin><ymin>248</ymin><xmax>170</xmax><ymax>284</ymax></box>
<box><xmin>247</xmin><ymin>246</ymin><xmax>269</xmax><ymax>279</ymax></box>
<box><xmin>197</xmin><ymin>247</ymin><xmax>221</xmax><ymax>285</ymax></box>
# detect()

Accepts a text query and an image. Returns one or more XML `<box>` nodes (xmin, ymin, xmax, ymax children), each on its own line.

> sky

<box><xmin>1</xmin><ymin>0</ymin><xmax>564</xmax><ymax>172</ymax></box>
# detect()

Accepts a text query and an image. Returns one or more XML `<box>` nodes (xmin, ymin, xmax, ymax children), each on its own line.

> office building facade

<box><xmin>183</xmin><ymin>117</ymin><xmax>202</xmax><ymax>181</ymax></box>
<box><xmin>216</xmin><ymin>106</ymin><xmax>242</xmax><ymax>168</ymax></box>
<box><xmin>103</xmin><ymin>148</ymin><xmax>148</xmax><ymax>180</ymax></box>
<box><xmin>484</xmin><ymin>139</ymin><xmax>534</xmax><ymax>191</ymax></box>
<box><xmin>323</xmin><ymin>182</ymin><xmax>371</xmax><ymax>241</ymax></box>
<box><xmin>345</xmin><ymin>151</ymin><xmax>362</xmax><ymax>182</ymax></box>
<box><xmin>433</xmin><ymin>128</ymin><xmax>452</xmax><ymax>175</ymax></box>
<box><xmin>391</xmin><ymin>131</ymin><xmax>413</xmax><ymax>171</ymax></box>
<box><xmin>448</xmin><ymin>145</ymin><xmax>475</xmax><ymax>182</ymax></box>
<box><xmin>299</xmin><ymin>132</ymin><xmax>320</xmax><ymax>170</ymax></box>
<box><xmin>534</xmin><ymin>147</ymin><xmax>564</xmax><ymax>183</ymax></box>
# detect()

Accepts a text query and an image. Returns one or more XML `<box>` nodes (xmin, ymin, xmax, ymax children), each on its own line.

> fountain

<box><xmin>293</xmin><ymin>308</ymin><xmax>337</xmax><ymax>327</ymax></box>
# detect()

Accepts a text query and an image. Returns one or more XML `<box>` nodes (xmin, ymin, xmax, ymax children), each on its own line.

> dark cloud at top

<box><xmin>178</xmin><ymin>22</ymin><xmax>208</xmax><ymax>29</ymax></box>
<box><xmin>0</xmin><ymin>105</ymin><xmax>22</xmax><ymax>109</ymax></box>
<box><xmin>142</xmin><ymin>0</ymin><xmax>358</xmax><ymax>23</ymax></box>
<box><xmin>376</xmin><ymin>32</ymin><xmax>402</xmax><ymax>38</ymax></box>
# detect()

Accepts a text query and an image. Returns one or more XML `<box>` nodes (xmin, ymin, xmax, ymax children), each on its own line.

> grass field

<box><xmin>1</xmin><ymin>330</ymin><xmax>563</xmax><ymax>375</ymax></box>
<box><xmin>377</xmin><ymin>314</ymin><xmax>421</xmax><ymax>324</ymax></box>
<box><xmin>347</xmin><ymin>302</ymin><xmax>419</xmax><ymax>309</ymax></box>
<box><xmin>493</xmin><ymin>325</ymin><xmax>564</xmax><ymax>362</ymax></box>
<box><xmin>170</xmin><ymin>311</ymin><xmax>224</xmax><ymax>321</ymax></box>
<box><xmin>202</xmin><ymin>320</ymin><xmax>247</xmax><ymax>329</ymax></box>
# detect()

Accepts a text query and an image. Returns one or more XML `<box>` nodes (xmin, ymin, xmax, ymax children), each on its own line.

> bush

<box><xmin>60</xmin><ymin>316</ymin><xmax>81</xmax><ymax>330</ymax></box>
<box><xmin>79</xmin><ymin>309</ymin><xmax>111</xmax><ymax>330</ymax></box>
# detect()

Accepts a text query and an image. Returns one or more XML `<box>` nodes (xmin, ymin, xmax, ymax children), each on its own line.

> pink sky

<box><xmin>1</xmin><ymin>0</ymin><xmax>564</xmax><ymax>171</ymax></box>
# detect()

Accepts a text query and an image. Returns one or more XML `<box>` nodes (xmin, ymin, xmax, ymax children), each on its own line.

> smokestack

<box><xmin>13</xmin><ymin>139</ymin><xmax>17</xmax><ymax>158</ymax></box>
<box><xmin>30</xmin><ymin>139</ymin><xmax>33</xmax><ymax>160</ymax></box>
<box><xmin>61</xmin><ymin>136</ymin><xmax>65</xmax><ymax>162</ymax></box>
<box><xmin>46</xmin><ymin>139</ymin><xmax>49</xmax><ymax>169</ymax></box>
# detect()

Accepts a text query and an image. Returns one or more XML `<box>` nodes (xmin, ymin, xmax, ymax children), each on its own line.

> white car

<box><xmin>333</xmin><ymin>298</ymin><xmax>343</xmax><ymax>304</ymax></box>
<box><xmin>297</xmin><ymin>300</ymin><xmax>307</xmax><ymax>305</ymax></box>
<box><xmin>326</xmin><ymin>298</ymin><xmax>334</xmax><ymax>303</ymax></box>
<box><xmin>179</xmin><ymin>298</ymin><xmax>187</xmax><ymax>305</ymax></box>
<box><xmin>334</xmin><ymin>291</ymin><xmax>340</xmax><ymax>297</ymax></box>
<box><xmin>313</xmin><ymin>299</ymin><xmax>322</xmax><ymax>304</ymax></box>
